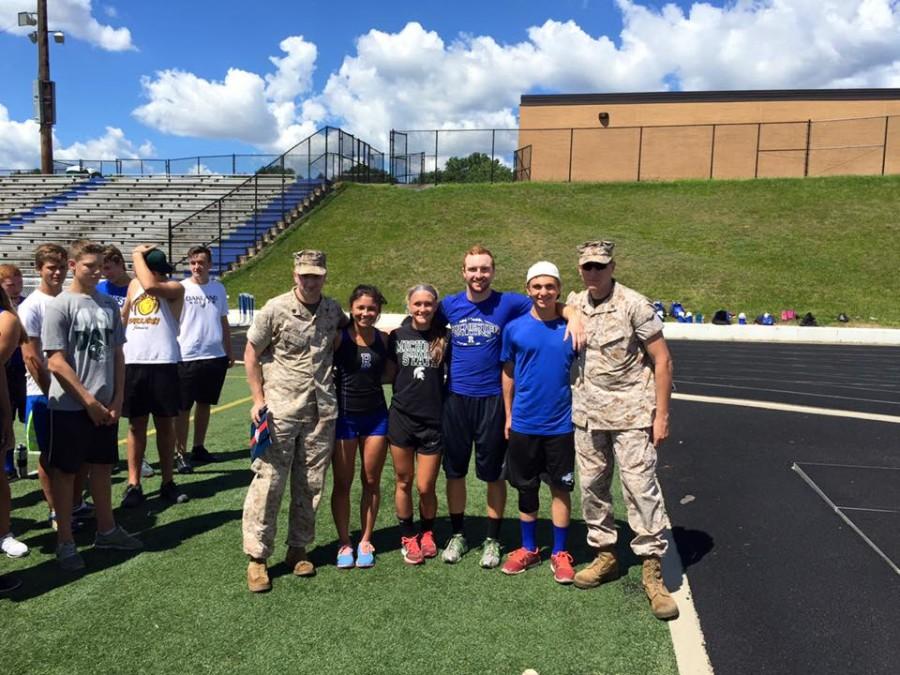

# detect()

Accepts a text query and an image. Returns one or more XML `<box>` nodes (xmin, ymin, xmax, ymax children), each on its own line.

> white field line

<box><xmin>662</xmin><ymin>531</ymin><xmax>715</xmax><ymax>674</ymax></box>
<box><xmin>672</xmin><ymin>393</ymin><xmax>900</xmax><ymax>424</ymax></box>
<box><xmin>791</xmin><ymin>463</ymin><xmax>900</xmax><ymax>577</ymax></box>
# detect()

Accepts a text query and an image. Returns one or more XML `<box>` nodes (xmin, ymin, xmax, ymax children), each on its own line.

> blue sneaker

<box><xmin>336</xmin><ymin>545</ymin><xmax>355</xmax><ymax>569</ymax></box>
<box><xmin>356</xmin><ymin>541</ymin><xmax>375</xmax><ymax>568</ymax></box>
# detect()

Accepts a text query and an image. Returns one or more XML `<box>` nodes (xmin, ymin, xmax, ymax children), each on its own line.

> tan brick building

<box><xmin>517</xmin><ymin>89</ymin><xmax>900</xmax><ymax>182</ymax></box>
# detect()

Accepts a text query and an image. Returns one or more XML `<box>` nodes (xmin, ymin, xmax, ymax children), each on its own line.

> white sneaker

<box><xmin>1</xmin><ymin>533</ymin><xmax>29</xmax><ymax>558</ymax></box>
<box><xmin>141</xmin><ymin>459</ymin><xmax>155</xmax><ymax>478</ymax></box>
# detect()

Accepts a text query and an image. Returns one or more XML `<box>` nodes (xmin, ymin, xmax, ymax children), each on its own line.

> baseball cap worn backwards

<box><xmin>145</xmin><ymin>248</ymin><xmax>173</xmax><ymax>274</ymax></box>
<box><xmin>526</xmin><ymin>261</ymin><xmax>561</xmax><ymax>283</ymax></box>
<box><xmin>578</xmin><ymin>240</ymin><xmax>615</xmax><ymax>265</ymax></box>
<box><xmin>294</xmin><ymin>249</ymin><xmax>327</xmax><ymax>275</ymax></box>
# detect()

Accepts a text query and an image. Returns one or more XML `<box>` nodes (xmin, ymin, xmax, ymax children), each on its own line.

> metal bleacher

<box><xmin>0</xmin><ymin>173</ymin><xmax>326</xmax><ymax>283</ymax></box>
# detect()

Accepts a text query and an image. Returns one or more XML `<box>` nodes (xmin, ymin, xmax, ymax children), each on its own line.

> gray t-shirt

<box><xmin>42</xmin><ymin>291</ymin><xmax>126</xmax><ymax>411</ymax></box>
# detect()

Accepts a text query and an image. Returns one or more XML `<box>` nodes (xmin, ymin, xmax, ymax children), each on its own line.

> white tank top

<box><xmin>124</xmin><ymin>282</ymin><xmax>182</xmax><ymax>364</ymax></box>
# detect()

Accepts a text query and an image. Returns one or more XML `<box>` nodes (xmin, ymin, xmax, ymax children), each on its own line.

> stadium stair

<box><xmin>0</xmin><ymin>176</ymin><xmax>106</xmax><ymax>230</ymax></box>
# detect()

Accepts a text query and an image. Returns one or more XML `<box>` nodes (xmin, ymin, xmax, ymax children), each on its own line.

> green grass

<box><xmin>223</xmin><ymin>176</ymin><xmax>900</xmax><ymax>326</ymax></box>
<box><xmin>2</xmin><ymin>376</ymin><xmax>677</xmax><ymax>675</ymax></box>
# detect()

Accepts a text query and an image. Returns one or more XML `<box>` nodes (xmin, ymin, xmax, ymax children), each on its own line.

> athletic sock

<box><xmin>552</xmin><ymin>525</ymin><xmax>569</xmax><ymax>555</ymax></box>
<box><xmin>486</xmin><ymin>517</ymin><xmax>502</xmax><ymax>541</ymax></box>
<box><xmin>398</xmin><ymin>515</ymin><xmax>416</xmax><ymax>538</ymax></box>
<box><xmin>450</xmin><ymin>512</ymin><xmax>465</xmax><ymax>535</ymax></box>
<box><xmin>520</xmin><ymin>520</ymin><xmax>537</xmax><ymax>552</ymax></box>
<box><xmin>420</xmin><ymin>517</ymin><xmax>435</xmax><ymax>534</ymax></box>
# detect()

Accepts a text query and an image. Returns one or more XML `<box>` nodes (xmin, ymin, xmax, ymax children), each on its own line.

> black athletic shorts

<box><xmin>123</xmin><ymin>363</ymin><xmax>180</xmax><ymax>418</ymax></box>
<box><xmin>178</xmin><ymin>356</ymin><xmax>229</xmax><ymax>409</ymax></box>
<box><xmin>388</xmin><ymin>407</ymin><xmax>442</xmax><ymax>455</ymax></box>
<box><xmin>506</xmin><ymin>429</ymin><xmax>576</xmax><ymax>493</ymax></box>
<box><xmin>441</xmin><ymin>392</ymin><xmax>506</xmax><ymax>482</ymax></box>
<box><xmin>46</xmin><ymin>409</ymin><xmax>119</xmax><ymax>474</ymax></box>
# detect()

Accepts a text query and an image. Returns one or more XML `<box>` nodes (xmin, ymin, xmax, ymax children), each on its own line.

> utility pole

<box><xmin>37</xmin><ymin>0</ymin><xmax>53</xmax><ymax>174</ymax></box>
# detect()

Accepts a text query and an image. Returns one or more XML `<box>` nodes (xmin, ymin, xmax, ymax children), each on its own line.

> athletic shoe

<box><xmin>174</xmin><ymin>454</ymin><xmax>194</xmax><ymax>475</ymax></box>
<box><xmin>0</xmin><ymin>532</ymin><xmax>29</xmax><ymax>558</ymax></box>
<box><xmin>71</xmin><ymin>500</ymin><xmax>95</xmax><ymax>520</ymax></box>
<box><xmin>111</xmin><ymin>463</ymin><xmax>123</xmax><ymax>475</ymax></box>
<box><xmin>190</xmin><ymin>445</ymin><xmax>219</xmax><ymax>464</ymax></box>
<box><xmin>356</xmin><ymin>541</ymin><xmax>375</xmax><ymax>568</ymax></box>
<box><xmin>48</xmin><ymin>511</ymin><xmax>85</xmax><ymax>532</ymax></box>
<box><xmin>0</xmin><ymin>574</ymin><xmax>22</xmax><ymax>594</ymax></box>
<box><xmin>120</xmin><ymin>484</ymin><xmax>145</xmax><ymax>508</ymax></box>
<box><xmin>56</xmin><ymin>541</ymin><xmax>85</xmax><ymax>571</ymax></box>
<box><xmin>420</xmin><ymin>530</ymin><xmax>437</xmax><ymax>558</ymax></box>
<box><xmin>94</xmin><ymin>526</ymin><xmax>143</xmax><ymax>551</ymax></box>
<box><xmin>480</xmin><ymin>538</ymin><xmax>501</xmax><ymax>569</ymax></box>
<box><xmin>160</xmin><ymin>480</ymin><xmax>189</xmax><ymax>504</ymax></box>
<box><xmin>401</xmin><ymin>535</ymin><xmax>424</xmax><ymax>565</ymax></box>
<box><xmin>501</xmin><ymin>547</ymin><xmax>541</xmax><ymax>576</ymax></box>
<box><xmin>336</xmin><ymin>545</ymin><xmax>355</xmax><ymax>569</ymax></box>
<box><xmin>550</xmin><ymin>551</ymin><xmax>576</xmax><ymax>584</ymax></box>
<box><xmin>441</xmin><ymin>533</ymin><xmax>468</xmax><ymax>564</ymax></box>
<box><xmin>141</xmin><ymin>459</ymin><xmax>155</xmax><ymax>478</ymax></box>
<box><xmin>5</xmin><ymin>467</ymin><xmax>17</xmax><ymax>482</ymax></box>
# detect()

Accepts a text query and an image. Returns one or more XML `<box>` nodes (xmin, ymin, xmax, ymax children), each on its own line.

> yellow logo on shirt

<box><xmin>135</xmin><ymin>293</ymin><xmax>159</xmax><ymax>316</ymax></box>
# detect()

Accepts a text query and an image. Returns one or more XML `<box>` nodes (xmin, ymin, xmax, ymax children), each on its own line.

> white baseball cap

<box><xmin>526</xmin><ymin>261</ymin><xmax>561</xmax><ymax>283</ymax></box>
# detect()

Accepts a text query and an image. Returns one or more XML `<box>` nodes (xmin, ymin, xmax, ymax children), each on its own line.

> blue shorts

<box><xmin>335</xmin><ymin>409</ymin><xmax>388</xmax><ymax>440</ymax></box>
<box><xmin>25</xmin><ymin>395</ymin><xmax>50</xmax><ymax>453</ymax></box>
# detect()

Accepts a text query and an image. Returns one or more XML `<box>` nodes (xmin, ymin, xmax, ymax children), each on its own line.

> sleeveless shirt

<box><xmin>334</xmin><ymin>327</ymin><xmax>387</xmax><ymax>414</ymax></box>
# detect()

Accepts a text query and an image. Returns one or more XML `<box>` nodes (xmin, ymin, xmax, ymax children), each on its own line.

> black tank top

<box><xmin>334</xmin><ymin>327</ymin><xmax>387</xmax><ymax>414</ymax></box>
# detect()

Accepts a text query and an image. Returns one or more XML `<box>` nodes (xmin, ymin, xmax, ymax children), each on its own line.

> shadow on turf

<box><xmin>296</xmin><ymin>517</ymin><xmax>648</xmax><ymax>576</ymax></box>
<box><xmin>4</xmin><ymin>507</ymin><xmax>243</xmax><ymax>602</ymax></box>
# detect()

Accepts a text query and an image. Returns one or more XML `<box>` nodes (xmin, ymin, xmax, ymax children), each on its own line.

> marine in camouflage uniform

<box><xmin>567</xmin><ymin>240</ymin><xmax>679</xmax><ymax>620</ymax></box>
<box><xmin>242</xmin><ymin>250</ymin><xmax>345</xmax><ymax>592</ymax></box>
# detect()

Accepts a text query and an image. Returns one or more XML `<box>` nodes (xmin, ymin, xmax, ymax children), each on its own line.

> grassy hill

<box><xmin>223</xmin><ymin>175</ymin><xmax>900</xmax><ymax>326</ymax></box>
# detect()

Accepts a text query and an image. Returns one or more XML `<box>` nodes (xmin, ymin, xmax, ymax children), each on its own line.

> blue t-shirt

<box><xmin>96</xmin><ymin>279</ymin><xmax>128</xmax><ymax>308</ymax></box>
<box><xmin>500</xmin><ymin>313</ymin><xmax>575</xmax><ymax>436</ymax></box>
<box><xmin>440</xmin><ymin>290</ymin><xmax>532</xmax><ymax>397</ymax></box>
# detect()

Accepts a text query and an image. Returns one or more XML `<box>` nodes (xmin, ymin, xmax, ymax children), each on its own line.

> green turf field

<box><xmin>2</xmin><ymin>375</ymin><xmax>677</xmax><ymax>674</ymax></box>
<box><xmin>224</xmin><ymin>175</ymin><xmax>900</xmax><ymax>326</ymax></box>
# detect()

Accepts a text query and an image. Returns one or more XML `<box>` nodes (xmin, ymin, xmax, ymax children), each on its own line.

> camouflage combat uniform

<box><xmin>241</xmin><ymin>284</ymin><xmax>344</xmax><ymax>560</ymax></box>
<box><xmin>568</xmin><ymin>280</ymin><xmax>671</xmax><ymax>558</ymax></box>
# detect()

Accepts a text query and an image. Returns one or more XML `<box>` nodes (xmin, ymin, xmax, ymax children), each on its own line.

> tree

<box><xmin>421</xmin><ymin>152</ymin><xmax>514</xmax><ymax>183</ymax></box>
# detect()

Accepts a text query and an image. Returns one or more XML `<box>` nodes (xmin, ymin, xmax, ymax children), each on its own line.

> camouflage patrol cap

<box><xmin>578</xmin><ymin>240</ymin><xmax>615</xmax><ymax>265</ymax></box>
<box><xmin>293</xmin><ymin>249</ymin><xmax>327</xmax><ymax>275</ymax></box>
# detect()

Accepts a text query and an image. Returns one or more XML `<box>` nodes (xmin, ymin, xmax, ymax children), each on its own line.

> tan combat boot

<box><xmin>247</xmin><ymin>559</ymin><xmax>271</xmax><ymax>593</ymax></box>
<box><xmin>573</xmin><ymin>550</ymin><xmax>619</xmax><ymax>589</ymax></box>
<box><xmin>642</xmin><ymin>557</ymin><xmax>679</xmax><ymax>620</ymax></box>
<box><xmin>286</xmin><ymin>546</ymin><xmax>316</xmax><ymax>577</ymax></box>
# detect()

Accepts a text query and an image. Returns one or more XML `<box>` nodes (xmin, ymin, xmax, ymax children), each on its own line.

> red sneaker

<box><xmin>420</xmin><ymin>531</ymin><xmax>437</xmax><ymax>558</ymax></box>
<box><xmin>501</xmin><ymin>547</ymin><xmax>541</xmax><ymax>575</ymax></box>
<box><xmin>551</xmin><ymin>551</ymin><xmax>575</xmax><ymax>584</ymax></box>
<box><xmin>401</xmin><ymin>536</ymin><xmax>424</xmax><ymax>565</ymax></box>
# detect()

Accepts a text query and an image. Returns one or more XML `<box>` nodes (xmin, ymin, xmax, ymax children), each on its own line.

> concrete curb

<box><xmin>228</xmin><ymin>311</ymin><xmax>900</xmax><ymax>346</ymax></box>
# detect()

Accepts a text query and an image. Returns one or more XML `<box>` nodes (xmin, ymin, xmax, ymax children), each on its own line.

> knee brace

<box><xmin>518</xmin><ymin>488</ymin><xmax>540</xmax><ymax>514</ymax></box>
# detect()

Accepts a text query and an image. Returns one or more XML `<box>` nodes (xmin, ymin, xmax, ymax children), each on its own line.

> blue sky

<box><xmin>1</xmin><ymin>1</ymin><xmax>899</xmax><ymax>168</ymax></box>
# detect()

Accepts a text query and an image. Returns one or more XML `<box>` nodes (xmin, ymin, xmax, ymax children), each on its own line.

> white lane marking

<box><xmin>672</xmin><ymin>393</ymin><xmax>900</xmax><ymax>424</ymax></box>
<box><xmin>673</xmin><ymin>381</ymin><xmax>900</xmax><ymax>406</ymax></box>
<box><xmin>795</xmin><ymin>461</ymin><xmax>900</xmax><ymax>471</ymax></box>
<box><xmin>791</xmin><ymin>463</ymin><xmax>900</xmax><ymax>577</ymax></box>
<box><xmin>839</xmin><ymin>506</ymin><xmax>900</xmax><ymax>514</ymax></box>
<box><xmin>662</xmin><ymin>530</ymin><xmax>715</xmax><ymax>675</ymax></box>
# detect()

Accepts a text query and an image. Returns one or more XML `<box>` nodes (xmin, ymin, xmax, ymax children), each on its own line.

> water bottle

<box><xmin>16</xmin><ymin>444</ymin><xmax>27</xmax><ymax>479</ymax></box>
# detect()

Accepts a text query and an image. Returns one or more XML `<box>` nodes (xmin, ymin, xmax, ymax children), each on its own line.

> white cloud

<box><xmin>133</xmin><ymin>68</ymin><xmax>279</xmax><ymax>145</ymax></box>
<box><xmin>265</xmin><ymin>36</ymin><xmax>317</xmax><ymax>103</ymax></box>
<box><xmin>131</xmin><ymin>1</ymin><xmax>900</xmax><ymax>156</ymax></box>
<box><xmin>0</xmin><ymin>0</ymin><xmax>134</xmax><ymax>51</ymax></box>
<box><xmin>0</xmin><ymin>104</ymin><xmax>153</xmax><ymax>169</ymax></box>
<box><xmin>0</xmin><ymin>104</ymin><xmax>40</xmax><ymax>170</ymax></box>
<box><xmin>55</xmin><ymin>126</ymin><xmax>155</xmax><ymax>160</ymax></box>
